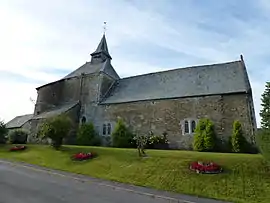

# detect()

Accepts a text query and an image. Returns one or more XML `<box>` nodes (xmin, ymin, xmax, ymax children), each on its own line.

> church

<box><xmin>6</xmin><ymin>34</ymin><xmax>257</xmax><ymax>149</ymax></box>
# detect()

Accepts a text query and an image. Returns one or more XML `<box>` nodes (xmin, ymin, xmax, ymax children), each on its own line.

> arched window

<box><xmin>184</xmin><ymin>121</ymin><xmax>189</xmax><ymax>134</ymax></box>
<box><xmin>102</xmin><ymin>124</ymin><xmax>107</xmax><ymax>135</ymax></box>
<box><xmin>81</xmin><ymin>116</ymin><xmax>86</xmax><ymax>124</ymax></box>
<box><xmin>191</xmin><ymin>120</ymin><xmax>196</xmax><ymax>133</ymax></box>
<box><xmin>107</xmin><ymin>123</ymin><xmax>111</xmax><ymax>135</ymax></box>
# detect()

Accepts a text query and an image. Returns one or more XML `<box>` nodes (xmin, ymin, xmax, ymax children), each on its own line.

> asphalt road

<box><xmin>0</xmin><ymin>160</ymin><xmax>230</xmax><ymax>203</ymax></box>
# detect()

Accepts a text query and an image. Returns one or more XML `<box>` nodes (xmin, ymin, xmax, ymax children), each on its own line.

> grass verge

<box><xmin>0</xmin><ymin>144</ymin><xmax>269</xmax><ymax>203</ymax></box>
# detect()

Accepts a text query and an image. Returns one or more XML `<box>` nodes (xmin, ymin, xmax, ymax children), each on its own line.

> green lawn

<box><xmin>0</xmin><ymin>145</ymin><xmax>269</xmax><ymax>203</ymax></box>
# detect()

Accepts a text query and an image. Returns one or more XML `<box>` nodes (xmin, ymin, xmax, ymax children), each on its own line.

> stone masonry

<box><xmin>6</xmin><ymin>34</ymin><xmax>257</xmax><ymax>150</ymax></box>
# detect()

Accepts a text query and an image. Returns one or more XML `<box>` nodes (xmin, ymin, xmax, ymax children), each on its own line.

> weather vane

<box><xmin>103</xmin><ymin>21</ymin><xmax>107</xmax><ymax>34</ymax></box>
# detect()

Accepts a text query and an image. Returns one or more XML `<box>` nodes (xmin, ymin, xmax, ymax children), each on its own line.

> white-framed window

<box><xmin>102</xmin><ymin>123</ymin><xmax>112</xmax><ymax>136</ymax></box>
<box><xmin>182</xmin><ymin>119</ymin><xmax>197</xmax><ymax>135</ymax></box>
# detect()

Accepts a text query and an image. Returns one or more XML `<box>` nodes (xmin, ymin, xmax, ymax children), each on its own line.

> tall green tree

<box><xmin>0</xmin><ymin>120</ymin><xmax>8</xmax><ymax>144</ymax></box>
<box><xmin>258</xmin><ymin>82</ymin><xmax>270</xmax><ymax>162</ymax></box>
<box><xmin>260</xmin><ymin>82</ymin><xmax>270</xmax><ymax>130</ymax></box>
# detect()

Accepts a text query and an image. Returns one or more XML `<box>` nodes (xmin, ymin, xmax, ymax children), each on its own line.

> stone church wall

<box><xmin>34</xmin><ymin>77</ymin><xmax>81</xmax><ymax>115</ymax></box>
<box><xmin>98</xmin><ymin>73</ymin><xmax>115</xmax><ymax>101</ymax></box>
<box><xmin>79</xmin><ymin>73</ymin><xmax>101</xmax><ymax>122</ymax></box>
<box><xmin>28</xmin><ymin>104</ymin><xmax>80</xmax><ymax>144</ymax></box>
<box><xmin>98</xmin><ymin>93</ymin><xmax>255</xmax><ymax>149</ymax></box>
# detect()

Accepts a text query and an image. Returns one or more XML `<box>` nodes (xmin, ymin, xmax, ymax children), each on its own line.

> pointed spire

<box><xmin>91</xmin><ymin>34</ymin><xmax>112</xmax><ymax>59</ymax></box>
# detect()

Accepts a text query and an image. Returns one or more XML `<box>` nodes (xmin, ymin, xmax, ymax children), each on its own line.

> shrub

<box><xmin>147</xmin><ymin>133</ymin><xmax>169</xmax><ymax>149</ymax></box>
<box><xmin>256</xmin><ymin>129</ymin><xmax>270</xmax><ymax>162</ymax></box>
<box><xmin>111</xmin><ymin>119</ymin><xmax>135</xmax><ymax>148</ymax></box>
<box><xmin>76</xmin><ymin>122</ymin><xmax>101</xmax><ymax>146</ymax></box>
<box><xmin>193</xmin><ymin>118</ymin><xmax>216</xmax><ymax>152</ymax></box>
<box><xmin>8</xmin><ymin>129</ymin><xmax>28</xmax><ymax>144</ymax></box>
<box><xmin>0</xmin><ymin>120</ymin><xmax>8</xmax><ymax>144</ymax></box>
<box><xmin>38</xmin><ymin>115</ymin><xmax>72</xmax><ymax>150</ymax></box>
<box><xmin>231</xmin><ymin>120</ymin><xmax>246</xmax><ymax>153</ymax></box>
<box><xmin>134</xmin><ymin>134</ymin><xmax>148</xmax><ymax>157</ymax></box>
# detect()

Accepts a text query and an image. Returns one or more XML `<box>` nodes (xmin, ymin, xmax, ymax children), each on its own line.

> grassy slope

<box><xmin>0</xmin><ymin>145</ymin><xmax>269</xmax><ymax>203</ymax></box>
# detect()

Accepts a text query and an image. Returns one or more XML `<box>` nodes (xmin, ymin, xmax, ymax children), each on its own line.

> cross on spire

<box><xmin>103</xmin><ymin>21</ymin><xmax>107</xmax><ymax>34</ymax></box>
<box><xmin>90</xmin><ymin>30</ymin><xmax>112</xmax><ymax>61</ymax></box>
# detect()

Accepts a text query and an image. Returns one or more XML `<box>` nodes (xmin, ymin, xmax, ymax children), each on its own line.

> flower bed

<box><xmin>71</xmin><ymin>152</ymin><xmax>96</xmax><ymax>161</ymax></box>
<box><xmin>190</xmin><ymin>161</ymin><xmax>222</xmax><ymax>174</ymax></box>
<box><xmin>9</xmin><ymin>145</ymin><xmax>27</xmax><ymax>151</ymax></box>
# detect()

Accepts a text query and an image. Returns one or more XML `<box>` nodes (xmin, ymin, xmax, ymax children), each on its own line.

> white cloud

<box><xmin>0</xmin><ymin>81</ymin><xmax>37</xmax><ymax>123</ymax></box>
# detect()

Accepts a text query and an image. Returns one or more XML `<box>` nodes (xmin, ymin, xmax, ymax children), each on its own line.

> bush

<box><xmin>8</xmin><ymin>129</ymin><xmax>28</xmax><ymax>144</ymax></box>
<box><xmin>112</xmin><ymin>119</ymin><xmax>135</xmax><ymax>148</ymax></box>
<box><xmin>0</xmin><ymin>120</ymin><xmax>8</xmax><ymax>144</ymax></box>
<box><xmin>193</xmin><ymin>118</ymin><xmax>216</xmax><ymax>152</ymax></box>
<box><xmin>256</xmin><ymin>129</ymin><xmax>270</xmax><ymax>162</ymax></box>
<box><xmin>231</xmin><ymin>120</ymin><xmax>246</xmax><ymax>153</ymax></box>
<box><xmin>76</xmin><ymin>122</ymin><xmax>101</xmax><ymax>146</ymax></box>
<box><xmin>134</xmin><ymin>134</ymin><xmax>148</xmax><ymax>157</ymax></box>
<box><xmin>38</xmin><ymin>115</ymin><xmax>72</xmax><ymax>150</ymax></box>
<box><xmin>147</xmin><ymin>133</ymin><xmax>169</xmax><ymax>149</ymax></box>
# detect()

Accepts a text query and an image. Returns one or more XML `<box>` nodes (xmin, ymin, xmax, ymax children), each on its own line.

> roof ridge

<box><xmin>16</xmin><ymin>113</ymin><xmax>33</xmax><ymax>117</ymax></box>
<box><xmin>120</xmin><ymin>60</ymin><xmax>241</xmax><ymax>81</ymax></box>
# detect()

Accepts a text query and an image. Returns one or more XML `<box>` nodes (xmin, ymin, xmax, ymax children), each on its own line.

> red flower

<box><xmin>9</xmin><ymin>146</ymin><xmax>26</xmax><ymax>151</ymax></box>
<box><xmin>72</xmin><ymin>152</ymin><xmax>95</xmax><ymax>161</ymax></box>
<box><xmin>190</xmin><ymin>161</ymin><xmax>222</xmax><ymax>174</ymax></box>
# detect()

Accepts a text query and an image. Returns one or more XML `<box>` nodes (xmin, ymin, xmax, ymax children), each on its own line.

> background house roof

<box><xmin>101</xmin><ymin>60</ymin><xmax>250</xmax><ymax>104</ymax></box>
<box><xmin>6</xmin><ymin>114</ymin><xmax>33</xmax><ymax>129</ymax></box>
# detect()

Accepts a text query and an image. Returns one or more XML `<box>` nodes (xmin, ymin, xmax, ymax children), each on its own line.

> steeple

<box><xmin>90</xmin><ymin>34</ymin><xmax>112</xmax><ymax>63</ymax></box>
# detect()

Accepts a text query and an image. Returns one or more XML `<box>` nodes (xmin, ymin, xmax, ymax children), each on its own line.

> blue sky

<box><xmin>0</xmin><ymin>0</ymin><xmax>268</xmax><ymax>126</ymax></box>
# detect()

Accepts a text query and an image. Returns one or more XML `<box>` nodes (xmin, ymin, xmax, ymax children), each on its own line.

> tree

<box><xmin>0</xmin><ymin>120</ymin><xmax>8</xmax><ymax>144</ymax></box>
<box><xmin>257</xmin><ymin>82</ymin><xmax>270</xmax><ymax>162</ymax></box>
<box><xmin>256</xmin><ymin>129</ymin><xmax>270</xmax><ymax>162</ymax></box>
<box><xmin>38</xmin><ymin>115</ymin><xmax>72</xmax><ymax>150</ymax></box>
<box><xmin>111</xmin><ymin>119</ymin><xmax>135</xmax><ymax>148</ymax></box>
<box><xmin>260</xmin><ymin>82</ymin><xmax>270</xmax><ymax>130</ymax></box>
<box><xmin>134</xmin><ymin>134</ymin><xmax>148</xmax><ymax>157</ymax></box>
<box><xmin>231</xmin><ymin>120</ymin><xmax>246</xmax><ymax>153</ymax></box>
<box><xmin>193</xmin><ymin>118</ymin><xmax>216</xmax><ymax>152</ymax></box>
<box><xmin>77</xmin><ymin>122</ymin><xmax>101</xmax><ymax>146</ymax></box>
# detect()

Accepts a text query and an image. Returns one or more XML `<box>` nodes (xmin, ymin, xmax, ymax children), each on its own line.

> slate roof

<box><xmin>63</xmin><ymin>59</ymin><xmax>119</xmax><ymax>80</ymax></box>
<box><xmin>101</xmin><ymin>60</ymin><xmax>250</xmax><ymax>104</ymax></box>
<box><xmin>33</xmin><ymin>101</ymin><xmax>79</xmax><ymax>119</ymax></box>
<box><xmin>6</xmin><ymin>114</ymin><xmax>33</xmax><ymax>129</ymax></box>
<box><xmin>91</xmin><ymin>34</ymin><xmax>112</xmax><ymax>59</ymax></box>
<box><xmin>37</xmin><ymin>34</ymin><xmax>118</xmax><ymax>90</ymax></box>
